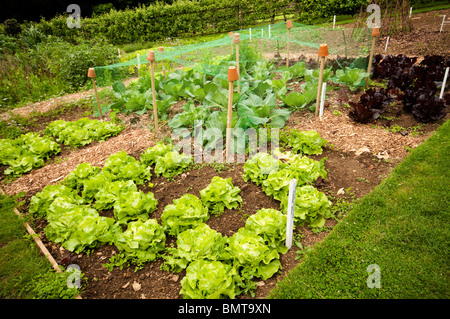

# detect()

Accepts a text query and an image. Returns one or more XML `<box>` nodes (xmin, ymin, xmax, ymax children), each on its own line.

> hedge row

<box><xmin>35</xmin><ymin>0</ymin><xmax>369</xmax><ymax>45</ymax></box>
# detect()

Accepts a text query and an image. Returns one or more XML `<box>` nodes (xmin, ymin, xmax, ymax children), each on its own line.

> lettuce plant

<box><xmin>180</xmin><ymin>259</ymin><xmax>238</xmax><ymax>299</ymax></box>
<box><xmin>45</xmin><ymin>205</ymin><xmax>118</xmax><ymax>253</ymax></box>
<box><xmin>244</xmin><ymin>208</ymin><xmax>288</xmax><ymax>254</ymax></box>
<box><xmin>280</xmin><ymin>185</ymin><xmax>332</xmax><ymax>228</ymax></box>
<box><xmin>226</xmin><ymin>228</ymin><xmax>281</xmax><ymax>280</ymax></box>
<box><xmin>200</xmin><ymin>176</ymin><xmax>242</xmax><ymax>216</ymax></box>
<box><xmin>29</xmin><ymin>184</ymin><xmax>84</xmax><ymax>218</ymax></box>
<box><xmin>280</xmin><ymin>129</ymin><xmax>327</xmax><ymax>155</ymax></box>
<box><xmin>140</xmin><ymin>142</ymin><xmax>173</xmax><ymax>167</ymax></box>
<box><xmin>113</xmin><ymin>190</ymin><xmax>158</xmax><ymax>224</ymax></box>
<box><xmin>164</xmin><ymin>223</ymin><xmax>229</xmax><ymax>272</ymax></box>
<box><xmin>242</xmin><ymin>152</ymin><xmax>283</xmax><ymax>186</ymax></box>
<box><xmin>154</xmin><ymin>151</ymin><xmax>192</xmax><ymax>179</ymax></box>
<box><xmin>113</xmin><ymin>219</ymin><xmax>166</xmax><ymax>264</ymax></box>
<box><xmin>161</xmin><ymin>193</ymin><xmax>209</xmax><ymax>236</ymax></box>
<box><xmin>102</xmin><ymin>151</ymin><xmax>151</xmax><ymax>185</ymax></box>
<box><xmin>261</xmin><ymin>154</ymin><xmax>327</xmax><ymax>201</ymax></box>
<box><xmin>93</xmin><ymin>180</ymin><xmax>137</xmax><ymax>210</ymax></box>
<box><xmin>63</xmin><ymin>163</ymin><xmax>101</xmax><ymax>191</ymax></box>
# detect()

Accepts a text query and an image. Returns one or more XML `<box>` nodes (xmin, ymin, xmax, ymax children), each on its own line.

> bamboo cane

<box><xmin>226</xmin><ymin>66</ymin><xmax>239</xmax><ymax>162</ymax></box>
<box><xmin>315</xmin><ymin>44</ymin><xmax>329</xmax><ymax>116</ymax></box>
<box><xmin>147</xmin><ymin>51</ymin><xmax>159</xmax><ymax>133</ymax></box>
<box><xmin>158</xmin><ymin>46</ymin><xmax>166</xmax><ymax>81</ymax></box>
<box><xmin>88</xmin><ymin>68</ymin><xmax>102</xmax><ymax>117</ymax></box>
<box><xmin>286</xmin><ymin>20</ymin><xmax>293</xmax><ymax>67</ymax></box>
<box><xmin>233</xmin><ymin>33</ymin><xmax>241</xmax><ymax>94</ymax></box>
<box><xmin>365</xmin><ymin>27</ymin><xmax>380</xmax><ymax>89</ymax></box>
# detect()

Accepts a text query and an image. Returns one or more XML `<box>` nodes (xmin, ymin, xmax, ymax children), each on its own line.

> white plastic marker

<box><xmin>118</xmin><ymin>48</ymin><xmax>121</xmax><ymax>59</ymax></box>
<box><xmin>440</xmin><ymin>15</ymin><xmax>446</xmax><ymax>32</ymax></box>
<box><xmin>285</xmin><ymin>179</ymin><xmax>297</xmax><ymax>249</ymax></box>
<box><xmin>385</xmin><ymin>36</ymin><xmax>390</xmax><ymax>52</ymax></box>
<box><xmin>409</xmin><ymin>7</ymin><xmax>412</xmax><ymax>19</ymax></box>
<box><xmin>333</xmin><ymin>15</ymin><xmax>336</xmax><ymax>29</ymax></box>
<box><xmin>249</xmin><ymin>27</ymin><xmax>252</xmax><ymax>40</ymax></box>
<box><xmin>137</xmin><ymin>53</ymin><xmax>140</xmax><ymax>70</ymax></box>
<box><xmin>319</xmin><ymin>82</ymin><xmax>327</xmax><ymax>117</ymax></box>
<box><xmin>440</xmin><ymin>67</ymin><xmax>449</xmax><ymax>99</ymax></box>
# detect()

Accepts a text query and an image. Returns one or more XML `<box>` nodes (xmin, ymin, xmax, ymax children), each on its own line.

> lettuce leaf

<box><xmin>93</xmin><ymin>180</ymin><xmax>138</xmax><ymax>210</ymax></box>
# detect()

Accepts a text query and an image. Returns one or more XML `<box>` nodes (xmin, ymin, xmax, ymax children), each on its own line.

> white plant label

<box><xmin>439</xmin><ymin>67</ymin><xmax>449</xmax><ymax>99</ymax></box>
<box><xmin>286</xmin><ymin>179</ymin><xmax>297</xmax><ymax>249</ymax></box>
<box><xmin>319</xmin><ymin>82</ymin><xmax>327</xmax><ymax>117</ymax></box>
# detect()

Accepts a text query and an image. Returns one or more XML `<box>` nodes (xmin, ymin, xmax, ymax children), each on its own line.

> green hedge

<box><xmin>34</xmin><ymin>0</ymin><xmax>369</xmax><ymax>45</ymax></box>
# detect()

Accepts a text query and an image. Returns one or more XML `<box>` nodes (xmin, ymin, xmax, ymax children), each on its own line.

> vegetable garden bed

<box><xmin>1</xmin><ymin>9</ymin><xmax>449</xmax><ymax>299</ymax></box>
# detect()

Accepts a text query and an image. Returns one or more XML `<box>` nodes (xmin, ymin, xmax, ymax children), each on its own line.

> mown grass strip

<box><xmin>269</xmin><ymin>119</ymin><xmax>450</xmax><ymax>299</ymax></box>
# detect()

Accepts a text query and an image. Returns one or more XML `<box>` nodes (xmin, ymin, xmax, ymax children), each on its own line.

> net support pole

<box><xmin>233</xmin><ymin>33</ymin><xmax>241</xmax><ymax>94</ymax></box>
<box><xmin>158</xmin><ymin>46</ymin><xmax>166</xmax><ymax>81</ymax></box>
<box><xmin>365</xmin><ymin>27</ymin><xmax>380</xmax><ymax>89</ymax></box>
<box><xmin>88</xmin><ymin>68</ymin><xmax>102</xmax><ymax>117</ymax></box>
<box><xmin>315</xmin><ymin>44</ymin><xmax>328</xmax><ymax>116</ymax></box>
<box><xmin>286</xmin><ymin>20</ymin><xmax>293</xmax><ymax>67</ymax></box>
<box><xmin>226</xmin><ymin>66</ymin><xmax>239</xmax><ymax>162</ymax></box>
<box><xmin>147</xmin><ymin>51</ymin><xmax>159</xmax><ymax>133</ymax></box>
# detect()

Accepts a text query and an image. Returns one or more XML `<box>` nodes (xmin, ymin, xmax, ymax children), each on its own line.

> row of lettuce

<box><xmin>28</xmin><ymin>129</ymin><xmax>330</xmax><ymax>298</ymax></box>
<box><xmin>0</xmin><ymin>118</ymin><xmax>124</xmax><ymax>176</ymax></box>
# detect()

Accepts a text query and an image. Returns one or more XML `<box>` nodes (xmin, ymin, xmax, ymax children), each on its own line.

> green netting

<box><xmin>93</xmin><ymin>21</ymin><xmax>373</xmax><ymax>86</ymax></box>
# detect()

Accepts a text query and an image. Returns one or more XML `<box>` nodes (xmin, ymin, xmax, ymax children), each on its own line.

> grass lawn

<box><xmin>0</xmin><ymin>193</ymin><xmax>82</xmax><ymax>299</ymax></box>
<box><xmin>270</xmin><ymin>119</ymin><xmax>450</xmax><ymax>299</ymax></box>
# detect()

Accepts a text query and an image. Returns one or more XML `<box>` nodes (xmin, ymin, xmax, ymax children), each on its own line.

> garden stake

<box><xmin>365</xmin><ymin>27</ymin><xmax>380</xmax><ymax>89</ymax></box>
<box><xmin>440</xmin><ymin>15</ymin><xmax>446</xmax><ymax>32</ymax></box>
<box><xmin>158</xmin><ymin>46</ymin><xmax>166</xmax><ymax>81</ymax></box>
<box><xmin>233</xmin><ymin>33</ymin><xmax>241</xmax><ymax>93</ymax></box>
<box><xmin>229</xmin><ymin>31</ymin><xmax>234</xmax><ymax>55</ymax></box>
<box><xmin>439</xmin><ymin>67</ymin><xmax>449</xmax><ymax>99</ymax></box>
<box><xmin>315</xmin><ymin>44</ymin><xmax>328</xmax><ymax>116</ymax></box>
<box><xmin>333</xmin><ymin>15</ymin><xmax>336</xmax><ymax>29</ymax></box>
<box><xmin>87</xmin><ymin>68</ymin><xmax>102</xmax><ymax>117</ymax></box>
<box><xmin>147</xmin><ymin>50</ymin><xmax>159</xmax><ymax>133</ymax></box>
<box><xmin>137</xmin><ymin>53</ymin><xmax>140</xmax><ymax>71</ymax></box>
<box><xmin>385</xmin><ymin>36</ymin><xmax>390</xmax><ymax>52</ymax></box>
<box><xmin>226</xmin><ymin>66</ymin><xmax>239</xmax><ymax>162</ymax></box>
<box><xmin>286</xmin><ymin>20</ymin><xmax>293</xmax><ymax>67</ymax></box>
